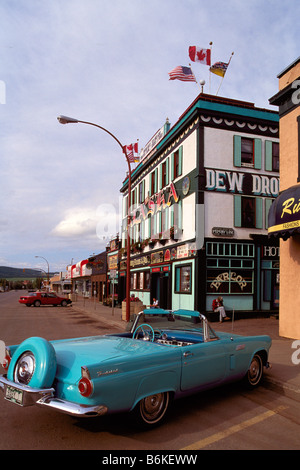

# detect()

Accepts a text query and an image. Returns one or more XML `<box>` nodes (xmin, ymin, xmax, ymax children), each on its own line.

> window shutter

<box><xmin>265</xmin><ymin>140</ymin><xmax>273</xmax><ymax>171</ymax></box>
<box><xmin>149</xmin><ymin>172</ymin><xmax>153</xmax><ymax>196</ymax></box>
<box><xmin>166</xmin><ymin>157</ymin><xmax>169</xmax><ymax>185</ymax></box>
<box><xmin>234</xmin><ymin>195</ymin><xmax>242</xmax><ymax>227</ymax></box>
<box><xmin>255</xmin><ymin>197</ymin><xmax>263</xmax><ymax>228</ymax></box>
<box><xmin>254</xmin><ymin>139</ymin><xmax>262</xmax><ymax>169</ymax></box>
<box><xmin>265</xmin><ymin>198</ymin><xmax>273</xmax><ymax>228</ymax></box>
<box><xmin>233</xmin><ymin>136</ymin><xmax>242</xmax><ymax>167</ymax></box>
<box><xmin>178</xmin><ymin>146</ymin><xmax>183</xmax><ymax>176</ymax></box>
<box><xmin>154</xmin><ymin>168</ymin><xmax>158</xmax><ymax>194</ymax></box>
<box><xmin>171</xmin><ymin>153</ymin><xmax>174</xmax><ymax>181</ymax></box>
<box><xmin>159</xmin><ymin>163</ymin><xmax>163</xmax><ymax>190</ymax></box>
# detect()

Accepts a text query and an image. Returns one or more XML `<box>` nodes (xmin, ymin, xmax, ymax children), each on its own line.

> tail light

<box><xmin>1</xmin><ymin>348</ymin><xmax>11</xmax><ymax>371</ymax></box>
<box><xmin>78</xmin><ymin>366</ymin><xmax>93</xmax><ymax>397</ymax></box>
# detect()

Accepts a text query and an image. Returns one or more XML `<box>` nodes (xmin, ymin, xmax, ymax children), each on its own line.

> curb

<box><xmin>263</xmin><ymin>376</ymin><xmax>300</xmax><ymax>402</ymax></box>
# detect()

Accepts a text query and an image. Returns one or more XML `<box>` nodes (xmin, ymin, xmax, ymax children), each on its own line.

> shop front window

<box><xmin>206</xmin><ymin>242</ymin><xmax>254</xmax><ymax>295</ymax></box>
<box><xmin>175</xmin><ymin>264</ymin><xmax>192</xmax><ymax>293</ymax></box>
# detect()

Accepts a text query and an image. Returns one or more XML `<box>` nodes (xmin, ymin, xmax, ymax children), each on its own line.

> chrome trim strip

<box><xmin>0</xmin><ymin>375</ymin><xmax>107</xmax><ymax>417</ymax></box>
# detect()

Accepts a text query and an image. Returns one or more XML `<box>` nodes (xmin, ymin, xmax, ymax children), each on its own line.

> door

<box><xmin>160</xmin><ymin>273</ymin><xmax>170</xmax><ymax>309</ymax></box>
<box><xmin>180</xmin><ymin>341</ymin><xmax>226</xmax><ymax>391</ymax></box>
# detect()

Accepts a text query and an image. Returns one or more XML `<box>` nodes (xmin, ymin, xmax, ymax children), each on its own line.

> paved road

<box><xmin>0</xmin><ymin>291</ymin><xmax>299</xmax><ymax>451</ymax></box>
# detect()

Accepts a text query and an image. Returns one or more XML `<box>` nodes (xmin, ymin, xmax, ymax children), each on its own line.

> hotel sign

<box><xmin>140</xmin><ymin>124</ymin><xmax>166</xmax><ymax>162</ymax></box>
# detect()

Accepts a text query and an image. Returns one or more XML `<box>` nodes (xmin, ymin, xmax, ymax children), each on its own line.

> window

<box><xmin>171</xmin><ymin>147</ymin><xmax>183</xmax><ymax>180</ymax></box>
<box><xmin>242</xmin><ymin>196</ymin><xmax>256</xmax><ymax>228</ymax></box>
<box><xmin>130</xmin><ymin>270</ymin><xmax>150</xmax><ymax>291</ymax></box>
<box><xmin>272</xmin><ymin>142</ymin><xmax>279</xmax><ymax>171</ymax></box>
<box><xmin>150</xmin><ymin>169</ymin><xmax>158</xmax><ymax>196</ymax></box>
<box><xmin>159</xmin><ymin>207</ymin><xmax>169</xmax><ymax>235</ymax></box>
<box><xmin>234</xmin><ymin>195</ymin><xmax>263</xmax><ymax>229</ymax></box>
<box><xmin>175</xmin><ymin>264</ymin><xmax>192</xmax><ymax>293</ymax></box>
<box><xmin>207</xmin><ymin>269</ymin><xmax>253</xmax><ymax>294</ymax></box>
<box><xmin>234</xmin><ymin>136</ymin><xmax>261</xmax><ymax>169</ymax></box>
<box><xmin>160</xmin><ymin>158</ymin><xmax>169</xmax><ymax>189</ymax></box>
<box><xmin>265</xmin><ymin>140</ymin><xmax>279</xmax><ymax>172</ymax></box>
<box><xmin>206</xmin><ymin>242</ymin><xmax>254</xmax><ymax>295</ymax></box>
<box><xmin>241</xmin><ymin>138</ymin><xmax>254</xmax><ymax>166</ymax></box>
<box><xmin>139</xmin><ymin>181</ymin><xmax>145</xmax><ymax>203</ymax></box>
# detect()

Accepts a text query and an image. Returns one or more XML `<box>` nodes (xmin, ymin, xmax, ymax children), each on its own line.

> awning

<box><xmin>268</xmin><ymin>184</ymin><xmax>300</xmax><ymax>240</ymax></box>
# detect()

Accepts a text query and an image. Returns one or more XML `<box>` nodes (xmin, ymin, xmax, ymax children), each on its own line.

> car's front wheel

<box><xmin>34</xmin><ymin>300</ymin><xmax>41</xmax><ymax>307</ymax></box>
<box><xmin>245</xmin><ymin>354</ymin><xmax>263</xmax><ymax>388</ymax></box>
<box><xmin>132</xmin><ymin>392</ymin><xmax>170</xmax><ymax>427</ymax></box>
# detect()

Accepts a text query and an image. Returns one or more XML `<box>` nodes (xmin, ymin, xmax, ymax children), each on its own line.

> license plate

<box><xmin>5</xmin><ymin>385</ymin><xmax>24</xmax><ymax>405</ymax></box>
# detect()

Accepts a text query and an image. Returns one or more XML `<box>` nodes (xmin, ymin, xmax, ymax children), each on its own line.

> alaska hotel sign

<box><xmin>205</xmin><ymin>169</ymin><xmax>279</xmax><ymax>197</ymax></box>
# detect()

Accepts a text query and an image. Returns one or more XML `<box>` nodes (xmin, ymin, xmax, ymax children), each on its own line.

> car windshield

<box><xmin>129</xmin><ymin>309</ymin><xmax>218</xmax><ymax>342</ymax></box>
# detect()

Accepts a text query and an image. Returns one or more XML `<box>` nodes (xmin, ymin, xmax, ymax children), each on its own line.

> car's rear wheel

<box><xmin>245</xmin><ymin>354</ymin><xmax>263</xmax><ymax>388</ymax></box>
<box><xmin>132</xmin><ymin>392</ymin><xmax>170</xmax><ymax>427</ymax></box>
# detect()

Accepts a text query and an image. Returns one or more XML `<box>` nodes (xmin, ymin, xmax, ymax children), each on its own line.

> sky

<box><xmin>0</xmin><ymin>0</ymin><xmax>299</xmax><ymax>274</ymax></box>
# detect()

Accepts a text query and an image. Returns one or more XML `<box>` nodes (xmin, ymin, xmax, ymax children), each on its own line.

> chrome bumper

<box><xmin>0</xmin><ymin>375</ymin><xmax>107</xmax><ymax>417</ymax></box>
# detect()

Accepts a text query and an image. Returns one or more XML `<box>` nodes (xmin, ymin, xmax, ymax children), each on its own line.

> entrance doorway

<box><xmin>151</xmin><ymin>270</ymin><xmax>171</xmax><ymax>309</ymax></box>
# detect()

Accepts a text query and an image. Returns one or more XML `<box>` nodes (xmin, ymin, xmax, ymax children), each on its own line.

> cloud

<box><xmin>52</xmin><ymin>207</ymin><xmax>100</xmax><ymax>239</ymax></box>
<box><xmin>52</xmin><ymin>203</ymin><xmax>121</xmax><ymax>242</ymax></box>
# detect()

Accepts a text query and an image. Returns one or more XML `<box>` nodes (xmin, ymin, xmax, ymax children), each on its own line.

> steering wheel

<box><xmin>133</xmin><ymin>324</ymin><xmax>155</xmax><ymax>342</ymax></box>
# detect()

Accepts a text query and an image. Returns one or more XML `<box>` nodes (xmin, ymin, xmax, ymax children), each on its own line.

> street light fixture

<box><xmin>57</xmin><ymin>115</ymin><xmax>132</xmax><ymax>322</ymax></box>
<box><xmin>35</xmin><ymin>255</ymin><xmax>50</xmax><ymax>289</ymax></box>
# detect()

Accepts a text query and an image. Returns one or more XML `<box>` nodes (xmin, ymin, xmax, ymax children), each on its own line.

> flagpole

<box><xmin>216</xmin><ymin>51</ymin><xmax>234</xmax><ymax>96</ymax></box>
<box><xmin>209</xmin><ymin>41</ymin><xmax>213</xmax><ymax>94</ymax></box>
<box><xmin>189</xmin><ymin>63</ymin><xmax>200</xmax><ymax>88</ymax></box>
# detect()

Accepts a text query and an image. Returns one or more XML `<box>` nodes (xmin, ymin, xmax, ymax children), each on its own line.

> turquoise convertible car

<box><xmin>0</xmin><ymin>309</ymin><xmax>271</xmax><ymax>427</ymax></box>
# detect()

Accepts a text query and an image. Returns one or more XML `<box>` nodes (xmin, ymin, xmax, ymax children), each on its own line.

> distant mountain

<box><xmin>0</xmin><ymin>266</ymin><xmax>54</xmax><ymax>279</ymax></box>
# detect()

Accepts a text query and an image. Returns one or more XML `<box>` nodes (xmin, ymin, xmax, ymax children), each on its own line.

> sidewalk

<box><xmin>71</xmin><ymin>298</ymin><xmax>300</xmax><ymax>402</ymax></box>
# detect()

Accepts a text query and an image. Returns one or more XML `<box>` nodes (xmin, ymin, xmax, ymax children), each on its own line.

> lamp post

<box><xmin>57</xmin><ymin>115</ymin><xmax>132</xmax><ymax>322</ymax></box>
<box><xmin>35</xmin><ymin>255</ymin><xmax>50</xmax><ymax>289</ymax></box>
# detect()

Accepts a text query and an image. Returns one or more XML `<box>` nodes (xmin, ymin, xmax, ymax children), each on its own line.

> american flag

<box><xmin>168</xmin><ymin>66</ymin><xmax>196</xmax><ymax>82</ymax></box>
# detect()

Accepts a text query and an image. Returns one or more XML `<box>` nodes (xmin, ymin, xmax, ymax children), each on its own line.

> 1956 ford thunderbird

<box><xmin>0</xmin><ymin>309</ymin><xmax>271</xmax><ymax>427</ymax></box>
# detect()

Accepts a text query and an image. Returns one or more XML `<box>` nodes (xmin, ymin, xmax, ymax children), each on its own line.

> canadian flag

<box><xmin>124</xmin><ymin>143</ymin><xmax>139</xmax><ymax>162</ymax></box>
<box><xmin>189</xmin><ymin>46</ymin><xmax>211</xmax><ymax>66</ymax></box>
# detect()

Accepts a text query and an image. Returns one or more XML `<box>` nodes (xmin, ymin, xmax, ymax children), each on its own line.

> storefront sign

<box><xmin>151</xmin><ymin>251</ymin><xmax>164</xmax><ymax>265</ymax></box>
<box><xmin>212</xmin><ymin>227</ymin><xmax>234</xmax><ymax>237</ymax></box>
<box><xmin>268</xmin><ymin>184</ymin><xmax>300</xmax><ymax>239</ymax></box>
<box><xmin>130</xmin><ymin>255</ymin><xmax>151</xmax><ymax>268</ymax></box>
<box><xmin>210</xmin><ymin>271</ymin><xmax>247</xmax><ymax>291</ymax></box>
<box><xmin>205</xmin><ymin>168</ymin><xmax>279</xmax><ymax>197</ymax></box>
<box><xmin>261</xmin><ymin>245</ymin><xmax>280</xmax><ymax>258</ymax></box>
<box><xmin>108</xmin><ymin>254</ymin><xmax>118</xmax><ymax>270</ymax></box>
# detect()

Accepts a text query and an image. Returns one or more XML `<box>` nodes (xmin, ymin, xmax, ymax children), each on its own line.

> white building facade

<box><xmin>120</xmin><ymin>94</ymin><xmax>279</xmax><ymax>318</ymax></box>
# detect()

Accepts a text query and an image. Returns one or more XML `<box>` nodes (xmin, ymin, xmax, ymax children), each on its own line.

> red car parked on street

<box><xmin>19</xmin><ymin>292</ymin><xmax>72</xmax><ymax>308</ymax></box>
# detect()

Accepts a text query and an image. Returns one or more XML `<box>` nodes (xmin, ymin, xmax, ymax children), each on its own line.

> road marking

<box><xmin>181</xmin><ymin>406</ymin><xmax>287</xmax><ymax>450</ymax></box>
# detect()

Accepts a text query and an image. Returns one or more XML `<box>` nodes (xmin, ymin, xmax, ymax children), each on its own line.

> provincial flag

<box><xmin>124</xmin><ymin>143</ymin><xmax>139</xmax><ymax>162</ymax></box>
<box><xmin>209</xmin><ymin>61</ymin><xmax>228</xmax><ymax>77</ymax></box>
<box><xmin>168</xmin><ymin>66</ymin><xmax>196</xmax><ymax>82</ymax></box>
<box><xmin>188</xmin><ymin>46</ymin><xmax>211</xmax><ymax>65</ymax></box>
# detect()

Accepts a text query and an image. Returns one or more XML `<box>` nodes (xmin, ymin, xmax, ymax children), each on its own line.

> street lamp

<box><xmin>35</xmin><ymin>255</ymin><xmax>50</xmax><ymax>289</ymax></box>
<box><xmin>57</xmin><ymin>115</ymin><xmax>132</xmax><ymax>322</ymax></box>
